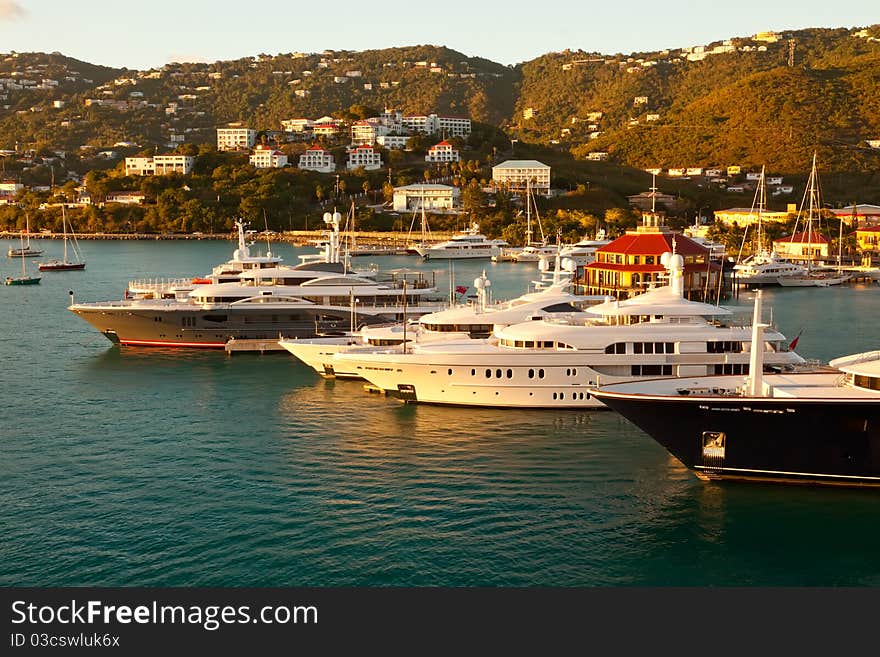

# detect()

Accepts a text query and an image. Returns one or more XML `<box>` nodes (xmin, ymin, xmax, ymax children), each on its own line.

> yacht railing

<box><xmin>128</xmin><ymin>277</ymin><xmax>195</xmax><ymax>291</ymax></box>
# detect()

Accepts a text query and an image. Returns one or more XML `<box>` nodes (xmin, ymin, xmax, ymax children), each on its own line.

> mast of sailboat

<box><xmin>525</xmin><ymin>178</ymin><xmax>532</xmax><ymax>246</ymax></box>
<box><xmin>756</xmin><ymin>166</ymin><xmax>766</xmax><ymax>255</ymax></box>
<box><xmin>61</xmin><ymin>204</ymin><xmax>68</xmax><ymax>263</ymax></box>
<box><xmin>805</xmin><ymin>153</ymin><xmax>818</xmax><ymax>274</ymax></box>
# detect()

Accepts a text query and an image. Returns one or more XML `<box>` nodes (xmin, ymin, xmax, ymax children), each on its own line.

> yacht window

<box><xmin>506</xmin><ymin>369</ymin><xmax>513</xmax><ymax>379</ymax></box>
<box><xmin>538</xmin><ymin>369</ymin><xmax>545</xmax><ymax>379</ymax></box>
<box><xmin>485</xmin><ymin>369</ymin><xmax>492</xmax><ymax>379</ymax></box>
<box><xmin>471</xmin><ymin>369</ymin><xmax>476</xmax><ymax>376</ymax></box>
<box><xmin>528</xmin><ymin>369</ymin><xmax>535</xmax><ymax>379</ymax></box>
<box><xmin>634</xmin><ymin>343</ymin><xmax>643</xmax><ymax>354</ymax></box>
<box><xmin>448</xmin><ymin>369</ymin><xmax>453</xmax><ymax>375</ymax></box>
<box><xmin>496</xmin><ymin>369</ymin><xmax>502</xmax><ymax>378</ymax></box>
<box><xmin>854</xmin><ymin>375</ymin><xmax>880</xmax><ymax>391</ymax></box>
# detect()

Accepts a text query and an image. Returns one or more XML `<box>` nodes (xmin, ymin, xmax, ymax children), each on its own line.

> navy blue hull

<box><xmin>594</xmin><ymin>394</ymin><xmax>880</xmax><ymax>486</ymax></box>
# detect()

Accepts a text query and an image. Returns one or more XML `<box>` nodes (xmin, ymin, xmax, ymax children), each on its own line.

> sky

<box><xmin>0</xmin><ymin>0</ymin><xmax>877</xmax><ymax>70</ymax></box>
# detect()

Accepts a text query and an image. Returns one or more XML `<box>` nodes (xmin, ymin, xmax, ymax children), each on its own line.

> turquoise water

<box><xmin>4</xmin><ymin>238</ymin><xmax>880</xmax><ymax>586</ymax></box>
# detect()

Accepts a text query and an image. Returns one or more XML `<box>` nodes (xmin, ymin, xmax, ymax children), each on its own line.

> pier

<box><xmin>224</xmin><ymin>338</ymin><xmax>287</xmax><ymax>355</ymax></box>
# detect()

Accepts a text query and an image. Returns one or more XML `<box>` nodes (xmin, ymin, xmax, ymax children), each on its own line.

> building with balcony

<box><xmin>346</xmin><ymin>145</ymin><xmax>382</xmax><ymax>171</ymax></box>
<box><xmin>425</xmin><ymin>140</ymin><xmax>460</xmax><ymax>163</ymax></box>
<box><xmin>491</xmin><ymin>160</ymin><xmax>551</xmax><ymax>195</ymax></box>
<box><xmin>298</xmin><ymin>146</ymin><xmax>335</xmax><ymax>173</ymax></box>
<box><xmin>216</xmin><ymin>127</ymin><xmax>256</xmax><ymax>151</ymax></box>
<box><xmin>249</xmin><ymin>144</ymin><xmax>288</xmax><ymax>169</ymax></box>
<box><xmin>392</xmin><ymin>184</ymin><xmax>459</xmax><ymax>212</ymax></box>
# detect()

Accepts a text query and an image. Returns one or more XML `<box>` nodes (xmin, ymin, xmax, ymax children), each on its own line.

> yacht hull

<box><xmin>70</xmin><ymin>304</ymin><xmax>385</xmax><ymax>348</ymax></box>
<box><xmin>591</xmin><ymin>391</ymin><xmax>880</xmax><ymax>486</ymax></box>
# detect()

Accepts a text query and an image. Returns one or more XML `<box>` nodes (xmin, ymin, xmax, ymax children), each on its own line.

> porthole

<box><xmin>528</xmin><ymin>369</ymin><xmax>535</xmax><ymax>379</ymax></box>
<box><xmin>485</xmin><ymin>369</ymin><xmax>491</xmax><ymax>378</ymax></box>
<box><xmin>552</xmin><ymin>392</ymin><xmax>557</xmax><ymax>400</ymax></box>
<box><xmin>506</xmin><ymin>369</ymin><xmax>513</xmax><ymax>379</ymax></box>
<box><xmin>471</xmin><ymin>369</ymin><xmax>476</xmax><ymax>376</ymax></box>
<box><xmin>448</xmin><ymin>369</ymin><xmax>453</xmax><ymax>375</ymax></box>
<box><xmin>538</xmin><ymin>369</ymin><xmax>545</xmax><ymax>379</ymax></box>
<box><xmin>496</xmin><ymin>369</ymin><xmax>502</xmax><ymax>378</ymax></box>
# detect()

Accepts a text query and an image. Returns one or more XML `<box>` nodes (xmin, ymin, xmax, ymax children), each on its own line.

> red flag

<box><xmin>455</xmin><ymin>285</ymin><xmax>467</xmax><ymax>294</ymax></box>
<box><xmin>788</xmin><ymin>329</ymin><xmax>803</xmax><ymax>351</ymax></box>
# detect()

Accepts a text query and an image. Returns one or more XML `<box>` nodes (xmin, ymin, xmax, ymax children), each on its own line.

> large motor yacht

<box><xmin>69</xmin><ymin>213</ymin><xmax>445</xmax><ymax>348</ymax></box>
<box><xmin>414</xmin><ymin>223</ymin><xmax>508</xmax><ymax>260</ymax></box>
<box><xmin>332</xmin><ymin>253</ymin><xmax>806</xmax><ymax>408</ymax></box>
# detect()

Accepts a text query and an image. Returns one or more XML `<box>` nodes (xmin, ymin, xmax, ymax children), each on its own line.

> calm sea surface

<box><xmin>4</xmin><ymin>237</ymin><xmax>880</xmax><ymax>586</ymax></box>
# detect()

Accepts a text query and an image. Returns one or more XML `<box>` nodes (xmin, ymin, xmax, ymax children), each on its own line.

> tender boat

<box><xmin>589</xmin><ymin>290</ymin><xmax>880</xmax><ymax>487</ymax></box>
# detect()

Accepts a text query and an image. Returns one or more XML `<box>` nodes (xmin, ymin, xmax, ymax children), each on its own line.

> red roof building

<box><xmin>584</xmin><ymin>212</ymin><xmax>722</xmax><ymax>300</ymax></box>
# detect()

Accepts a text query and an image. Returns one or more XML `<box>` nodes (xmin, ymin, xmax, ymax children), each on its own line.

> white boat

<box><xmin>775</xmin><ymin>154</ymin><xmax>851</xmax><ymax>287</ymax></box>
<box><xmin>279</xmin><ymin>264</ymin><xmax>606</xmax><ymax>378</ymax></box>
<box><xmin>414</xmin><ymin>223</ymin><xmax>508</xmax><ymax>260</ymax></box>
<box><xmin>557</xmin><ymin>229</ymin><xmax>612</xmax><ymax>266</ymax></box>
<box><xmin>733</xmin><ymin>167</ymin><xmax>807</xmax><ymax>285</ymax></box>
<box><xmin>7</xmin><ymin>214</ymin><xmax>43</xmax><ymax>257</ymax></box>
<box><xmin>332</xmin><ymin>252</ymin><xmax>806</xmax><ymax>408</ymax></box>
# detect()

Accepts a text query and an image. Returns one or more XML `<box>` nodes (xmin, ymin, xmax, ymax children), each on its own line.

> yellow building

<box><xmin>713</xmin><ymin>206</ymin><xmax>795</xmax><ymax>227</ymax></box>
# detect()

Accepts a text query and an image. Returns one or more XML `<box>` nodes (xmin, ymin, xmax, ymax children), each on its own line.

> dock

<box><xmin>224</xmin><ymin>338</ymin><xmax>287</xmax><ymax>355</ymax></box>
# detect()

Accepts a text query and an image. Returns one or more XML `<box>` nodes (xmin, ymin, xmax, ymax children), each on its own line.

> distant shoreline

<box><xmin>0</xmin><ymin>230</ymin><xmax>451</xmax><ymax>244</ymax></box>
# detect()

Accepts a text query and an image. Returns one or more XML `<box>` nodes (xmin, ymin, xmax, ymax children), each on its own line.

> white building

<box><xmin>400</xmin><ymin>113</ymin><xmax>471</xmax><ymax>138</ymax></box>
<box><xmin>154</xmin><ymin>155</ymin><xmax>195</xmax><ymax>175</ymax></box>
<box><xmin>351</xmin><ymin>119</ymin><xmax>389</xmax><ymax>146</ymax></box>
<box><xmin>217</xmin><ymin>127</ymin><xmax>256</xmax><ymax>151</ymax></box>
<box><xmin>425</xmin><ymin>140</ymin><xmax>460</xmax><ymax>163</ymax></box>
<box><xmin>125</xmin><ymin>157</ymin><xmax>154</xmax><ymax>176</ymax></box>
<box><xmin>125</xmin><ymin>155</ymin><xmax>195</xmax><ymax>176</ymax></box>
<box><xmin>298</xmin><ymin>146</ymin><xmax>335</xmax><ymax>173</ymax></box>
<box><xmin>492</xmin><ymin>160</ymin><xmax>551</xmax><ymax>195</ymax></box>
<box><xmin>392</xmin><ymin>184</ymin><xmax>459</xmax><ymax>212</ymax></box>
<box><xmin>375</xmin><ymin>135</ymin><xmax>409</xmax><ymax>149</ymax></box>
<box><xmin>249</xmin><ymin>144</ymin><xmax>288</xmax><ymax>169</ymax></box>
<box><xmin>281</xmin><ymin>118</ymin><xmax>315</xmax><ymax>133</ymax></box>
<box><xmin>346</xmin><ymin>146</ymin><xmax>382</xmax><ymax>171</ymax></box>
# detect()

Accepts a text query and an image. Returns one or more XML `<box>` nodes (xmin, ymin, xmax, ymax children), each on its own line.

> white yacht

<box><xmin>557</xmin><ymin>229</ymin><xmax>612</xmax><ymax>266</ymax></box>
<box><xmin>414</xmin><ymin>223</ymin><xmax>508</xmax><ymax>260</ymax></box>
<box><xmin>279</xmin><ymin>265</ymin><xmax>606</xmax><ymax>378</ymax></box>
<box><xmin>332</xmin><ymin>253</ymin><xmax>806</xmax><ymax>408</ymax></box>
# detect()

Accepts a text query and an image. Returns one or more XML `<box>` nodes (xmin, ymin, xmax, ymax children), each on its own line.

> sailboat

<box><xmin>510</xmin><ymin>179</ymin><xmax>555</xmax><ymax>263</ymax></box>
<box><xmin>777</xmin><ymin>153</ymin><xmax>851</xmax><ymax>287</ymax></box>
<box><xmin>7</xmin><ymin>214</ymin><xmax>43</xmax><ymax>257</ymax></box>
<box><xmin>38</xmin><ymin>205</ymin><xmax>85</xmax><ymax>271</ymax></box>
<box><xmin>733</xmin><ymin>167</ymin><xmax>807</xmax><ymax>285</ymax></box>
<box><xmin>5</xmin><ymin>232</ymin><xmax>42</xmax><ymax>285</ymax></box>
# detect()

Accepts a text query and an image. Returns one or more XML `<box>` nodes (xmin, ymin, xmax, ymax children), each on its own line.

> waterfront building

<box><xmin>346</xmin><ymin>145</ymin><xmax>382</xmax><ymax>171</ymax></box>
<box><xmin>217</xmin><ymin>127</ymin><xmax>256</xmax><ymax>152</ymax></box>
<box><xmin>425</xmin><ymin>140</ymin><xmax>460</xmax><ymax>163</ymax></box>
<box><xmin>583</xmin><ymin>211</ymin><xmax>720</xmax><ymax>300</ymax></box>
<box><xmin>492</xmin><ymin>160</ymin><xmax>551</xmax><ymax>195</ymax></box>
<box><xmin>831</xmin><ymin>204</ymin><xmax>880</xmax><ymax>227</ymax></box>
<box><xmin>392</xmin><ymin>183</ymin><xmax>459</xmax><ymax>212</ymax></box>
<box><xmin>298</xmin><ymin>146</ymin><xmax>336</xmax><ymax>173</ymax></box>
<box><xmin>772</xmin><ymin>232</ymin><xmax>829</xmax><ymax>260</ymax></box>
<box><xmin>854</xmin><ymin>226</ymin><xmax>880</xmax><ymax>252</ymax></box>
<box><xmin>713</xmin><ymin>206</ymin><xmax>795</xmax><ymax>227</ymax></box>
<box><xmin>281</xmin><ymin>118</ymin><xmax>315</xmax><ymax>133</ymax></box>
<box><xmin>249</xmin><ymin>144</ymin><xmax>288</xmax><ymax>169</ymax></box>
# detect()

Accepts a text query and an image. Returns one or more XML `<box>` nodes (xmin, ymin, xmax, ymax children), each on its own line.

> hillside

<box><xmin>0</xmin><ymin>27</ymin><xmax>879</xmax><ymax>188</ymax></box>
